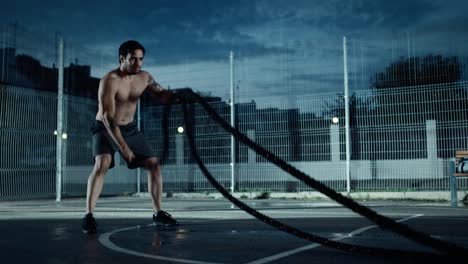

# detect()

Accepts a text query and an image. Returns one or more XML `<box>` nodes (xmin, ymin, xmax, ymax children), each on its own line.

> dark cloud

<box><xmin>135</xmin><ymin>0</ymin><xmax>296</xmax><ymax>64</ymax></box>
<box><xmin>2</xmin><ymin>0</ymin><xmax>468</xmax><ymax>99</ymax></box>
<box><xmin>2</xmin><ymin>0</ymin><xmax>468</xmax><ymax>63</ymax></box>
<box><xmin>414</xmin><ymin>15</ymin><xmax>468</xmax><ymax>37</ymax></box>
<box><xmin>0</xmin><ymin>0</ymin><xmax>294</xmax><ymax>65</ymax></box>
<box><xmin>299</xmin><ymin>0</ymin><xmax>440</xmax><ymax>37</ymax></box>
<box><xmin>292</xmin><ymin>73</ymin><xmax>343</xmax><ymax>84</ymax></box>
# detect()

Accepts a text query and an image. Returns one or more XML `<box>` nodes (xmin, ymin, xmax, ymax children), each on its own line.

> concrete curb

<box><xmin>134</xmin><ymin>190</ymin><xmax>468</xmax><ymax>202</ymax></box>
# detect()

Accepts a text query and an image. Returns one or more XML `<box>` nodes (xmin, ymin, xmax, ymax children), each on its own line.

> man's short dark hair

<box><xmin>119</xmin><ymin>40</ymin><xmax>145</xmax><ymax>60</ymax></box>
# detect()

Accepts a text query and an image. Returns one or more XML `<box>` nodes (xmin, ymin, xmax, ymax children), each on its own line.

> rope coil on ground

<box><xmin>160</xmin><ymin>89</ymin><xmax>468</xmax><ymax>259</ymax></box>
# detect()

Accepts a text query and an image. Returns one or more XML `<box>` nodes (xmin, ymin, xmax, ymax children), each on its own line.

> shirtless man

<box><xmin>82</xmin><ymin>40</ymin><xmax>178</xmax><ymax>234</ymax></box>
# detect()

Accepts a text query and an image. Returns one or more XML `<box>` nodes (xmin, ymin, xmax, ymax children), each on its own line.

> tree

<box><xmin>371</xmin><ymin>55</ymin><xmax>463</xmax><ymax>89</ymax></box>
<box><xmin>369</xmin><ymin>54</ymin><xmax>467</xmax><ymax>123</ymax></box>
<box><xmin>369</xmin><ymin>54</ymin><xmax>468</xmax><ymax>159</ymax></box>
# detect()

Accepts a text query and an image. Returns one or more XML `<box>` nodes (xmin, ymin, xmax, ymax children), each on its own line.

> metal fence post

<box><xmin>343</xmin><ymin>36</ymin><xmax>351</xmax><ymax>194</ymax></box>
<box><xmin>230</xmin><ymin>51</ymin><xmax>235</xmax><ymax>193</ymax></box>
<box><xmin>55</xmin><ymin>35</ymin><xmax>64</xmax><ymax>202</ymax></box>
<box><xmin>449</xmin><ymin>159</ymin><xmax>458</xmax><ymax>207</ymax></box>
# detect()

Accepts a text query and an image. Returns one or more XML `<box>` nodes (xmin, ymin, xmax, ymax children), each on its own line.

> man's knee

<box><xmin>94</xmin><ymin>154</ymin><xmax>112</xmax><ymax>175</ymax></box>
<box><xmin>145</xmin><ymin>157</ymin><xmax>160</xmax><ymax>172</ymax></box>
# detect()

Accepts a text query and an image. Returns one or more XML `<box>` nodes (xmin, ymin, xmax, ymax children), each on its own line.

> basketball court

<box><xmin>1</xmin><ymin>197</ymin><xmax>467</xmax><ymax>263</ymax></box>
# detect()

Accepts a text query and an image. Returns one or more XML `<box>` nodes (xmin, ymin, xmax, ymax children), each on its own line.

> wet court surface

<box><xmin>1</xmin><ymin>197</ymin><xmax>468</xmax><ymax>263</ymax></box>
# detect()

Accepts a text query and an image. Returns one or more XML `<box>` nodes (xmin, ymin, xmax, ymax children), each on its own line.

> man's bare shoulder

<box><xmin>98</xmin><ymin>70</ymin><xmax>123</xmax><ymax>95</ymax></box>
<box><xmin>137</xmin><ymin>70</ymin><xmax>151</xmax><ymax>80</ymax></box>
<box><xmin>101</xmin><ymin>69</ymin><xmax>122</xmax><ymax>82</ymax></box>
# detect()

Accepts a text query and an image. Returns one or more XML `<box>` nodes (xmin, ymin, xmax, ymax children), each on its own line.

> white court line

<box><xmin>99</xmin><ymin>221</ymin><xmax>224</xmax><ymax>264</ymax></box>
<box><xmin>244</xmin><ymin>214</ymin><xmax>424</xmax><ymax>264</ymax></box>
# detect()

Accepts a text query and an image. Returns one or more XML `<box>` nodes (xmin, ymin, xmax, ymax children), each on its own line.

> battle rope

<box><xmin>161</xmin><ymin>89</ymin><xmax>468</xmax><ymax>258</ymax></box>
<box><xmin>159</xmin><ymin>94</ymin><xmax>177</xmax><ymax>165</ymax></box>
<box><xmin>179</xmin><ymin>100</ymin><xmax>442</xmax><ymax>260</ymax></box>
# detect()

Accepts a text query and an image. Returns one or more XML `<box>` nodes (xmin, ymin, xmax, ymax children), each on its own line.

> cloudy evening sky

<box><xmin>2</xmin><ymin>0</ymin><xmax>468</xmax><ymax>106</ymax></box>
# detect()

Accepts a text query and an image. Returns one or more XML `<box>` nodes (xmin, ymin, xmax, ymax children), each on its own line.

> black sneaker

<box><xmin>153</xmin><ymin>210</ymin><xmax>179</xmax><ymax>226</ymax></box>
<box><xmin>82</xmin><ymin>213</ymin><xmax>98</xmax><ymax>234</ymax></box>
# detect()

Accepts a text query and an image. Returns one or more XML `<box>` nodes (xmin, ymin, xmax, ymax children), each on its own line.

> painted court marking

<box><xmin>244</xmin><ymin>214</ymin><xmax>424</xmax><ymax>264</ymax></box>
<box><xmin>99</xmin><ymin>214</ymin><xmax>424</xmax><ymax>264</ymax></box>
<box><xmin>99</xmin><ymin>222</ymin><xmax>223</xmax><ymax>264</ymax></box>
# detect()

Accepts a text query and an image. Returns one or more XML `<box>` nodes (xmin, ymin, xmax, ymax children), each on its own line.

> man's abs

<box><xmin>96</xmin><ymin>100</ymin><xmax>138</xmax><ymax>125</ymax></box>
<box><xmin>95</xmin><ymin>110</ymin><xmax>135</xmax><ymax>126</ymax></box>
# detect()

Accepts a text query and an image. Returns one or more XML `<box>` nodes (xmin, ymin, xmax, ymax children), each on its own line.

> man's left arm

<box><xmin>147</xmin><ymin>74</ymin><xmax>166</xmax><ymax>94</ymax></box>
<box><xmin>146</xmin><ymin>73</ymin><xmax>174</xmax><ymax>103</ymax></box>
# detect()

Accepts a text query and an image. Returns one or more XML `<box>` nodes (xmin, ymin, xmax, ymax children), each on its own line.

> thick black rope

<box><xmin>161</xmin><ymin>89</ymin><xmax>467</xmax><ymax>258</ymax></box>
<box><xmin>158</xmin><ymin>95</ymin><xmax>177</xmax><ymax>165</ymax></box>
<box><xmin>179</xmin><ymin>99</ymin><xmax>446</xmax><ymax>260</ymax></box>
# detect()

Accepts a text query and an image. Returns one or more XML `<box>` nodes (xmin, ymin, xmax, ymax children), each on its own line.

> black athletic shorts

<box><xmin>91</xmin><ymin>120</ymin><xmax>155</xmax><ymax>169</ymax></box>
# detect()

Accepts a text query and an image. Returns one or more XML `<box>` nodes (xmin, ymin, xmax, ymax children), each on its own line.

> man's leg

<box><xmin>145</xmin><ymin>157</ymin><xmax>162</xmax><ymax>211</ymax></box>
<box><xmin>145</xmin><ymin>157</ymin><xmax>178</xmax><ymax>226</ymax></box>
<box><xmin>82</xmin><ymin>154</ymin><xmax>112</xmax><ymax>234</ymax></box>
<box><xmin>86</xmin><ymin>154</ymin><xmax>112</xmax><ymax>213</ymax></box>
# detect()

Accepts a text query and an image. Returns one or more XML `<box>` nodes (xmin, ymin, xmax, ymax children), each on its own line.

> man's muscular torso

<box><xmin>96</xmin><ymin>69</ymin><xmax>150</xmax><ymax>125</ymax></box>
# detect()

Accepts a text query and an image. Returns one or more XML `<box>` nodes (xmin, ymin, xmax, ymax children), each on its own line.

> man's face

<box><xmin>120</xmin><ymin>49</ymin><xmax>144</xmax><ymax>74</ymax></box>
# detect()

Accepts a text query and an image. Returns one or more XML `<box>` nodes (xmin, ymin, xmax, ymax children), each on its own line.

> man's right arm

<box><xmin>99</xmin><ymin>77</ymin><xmax>134</xmax><ymax>161</ymax></box>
